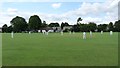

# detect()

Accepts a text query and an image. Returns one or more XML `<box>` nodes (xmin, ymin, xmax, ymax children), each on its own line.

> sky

<box><xmin>0</xmin><ymin>0</ymin><xmax>119</xmax><ymax>27</ymax></box>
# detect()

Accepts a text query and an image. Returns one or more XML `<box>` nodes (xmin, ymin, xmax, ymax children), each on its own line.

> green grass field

<box><xmin>2</xmin><ymin>32</ymin><xmax>118</xmax><ymax>66</ymax></box>
<box><xmin>0</xmin><ymin>33</ymin><xmax>2</xmax><ymax>67</ymax></box>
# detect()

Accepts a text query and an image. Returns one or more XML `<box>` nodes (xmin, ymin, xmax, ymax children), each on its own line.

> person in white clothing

<box><xmin>83</xmin><ymin>32</ymin><xmax>86</xmax><ymax>39</ymax></box>
<box><xmin>110</xmin><ymin>31</ymin><xmax>113</xmax><ymax>35</ymax></box>
<box><xmin>69</xmin><ymin>31</ymin><xmax>71</xmax><ymax>34</ymax></box>
<box><xmin>29</xmin><ymin>31</ymin><xmax>31</xmax><ymax>34</ymax></box>
<box><xmin>46</xmin><ymin>31</ymin><xmax>48</xmax><ymax>35</ymax></box>
<box><xmin>90</xmin><ymin>31</ymin><xmax>92</xmax><ymax>38</ymax></box>
<box><xmin>101</xmin><ymin>31</ymin><xmax>103</xmax><ymax>34</ymax></box>
<box><xmin>61</xmin><ymin>31</ymin><xmax>63</xmax><ymax>35</ymax></box>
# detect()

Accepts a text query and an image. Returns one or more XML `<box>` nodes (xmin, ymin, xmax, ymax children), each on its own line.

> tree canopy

<box><xmin>10</xmin><ymin>16</ymin><xmax>27</xmax><ymax>32</ymax></box>
<box><xmin>77</xmin><ymin>17</ymin><xmax>82</xmax><ymax>24</ymax></box>
<box><xmin>48</xmin><ymin>22</ymin><xmax>59</xmax><ymax>27</ymax></box>
<box><xmin>2</xmin><ymin>15</ymin><xmax>120</xmax><ymax>33</ymax></box>
<box><xmin>61</xmin><ymin>22</ymin><xmax>69</xmax><ymax>29</ymax></box>
<box><xmin>2</xmin><ymin>24</ymin><xmax>8</xmax><ymax>33</ymax></box>
<box><xmin>87</xmin><ymin>22</ymin><xmax>97</xmax><ymax>32</ymax></box>
<box><xmin>108</xmin><ymin>22</ymin><xmax>114</xmax><ymax>31</ymax></box>
<box><xmin>28</xmin><ymin>15</ymin><xmax>42</xmax><ymax>31</ymax></box>
<box><xmin>114</xmin><ymin>20</ymin><xmax>120</xmax><ymax>32</ymax></box>
<box><xmin>97</xmin><ymin>24</ymin><xmax>108</xmax><ymax>32</ymax></box>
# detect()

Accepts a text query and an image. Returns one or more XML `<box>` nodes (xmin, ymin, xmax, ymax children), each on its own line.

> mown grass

<box><xmin>2</xmin><ymin>32</ymin><xmax>118</xmax><ymax>66</ymax></box>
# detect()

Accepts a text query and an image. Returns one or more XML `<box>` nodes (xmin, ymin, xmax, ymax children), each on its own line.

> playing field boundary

<box><xmin>0</xmin><ymin>33</ymin><xmax>2</xmax><ymax>68</ymax></box>
<box><xmin>1</xmin><ymin>66</ymin><xmax>119</xmax><ymax>68</ymax></box>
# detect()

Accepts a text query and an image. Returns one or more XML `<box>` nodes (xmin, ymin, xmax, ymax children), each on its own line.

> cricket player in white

<box><xmin>61</xmin><ymin>31</ymin><xmax>63</xmax><ymax>35</ymax></box>
<box><xmin>46</xmin><ymin>31</ymin><xmax>48</xmax><ymax>35</ymax></box>
<box><xmin>42</xmin><ymin>30</ymin><xmax>46</xmax><ymax>35</ymax></box>
<box><xmin>29</xmin><ymin>31</ymin><xmax>31</xmax><ymax>34</ymax></box>
<box><xmin>73</xmin><ymin>31</ymin><xmax>75</xmax><ymax>34</ymax></box>
<box><xmin>101</xmin><ymin>31</ymin><xmax>103</xmax><ymax>34</ymax></box>
<box><xmin>110</xmin><ymin>31</ymin><xmax>113</xmax><ymax>35</ymax></box>
<box><xmin>69</xmin><ymin>31</ymin><xmax>71</xmax><ymax>34</ymax></box>
<box><xmin>90</xmin><ymin>31</ymin><xmax>92</xmax><ymax>38</ymax></box>
<box><xmin>83</xmin><ymin>32</ymin><xmax>86</xmax><ymax>39</ymax></box>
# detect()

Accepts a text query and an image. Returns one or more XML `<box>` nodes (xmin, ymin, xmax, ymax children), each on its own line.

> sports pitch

<box><xmin>2</xmin><ymin>32</ymin><xmax>118</xmax><ymax>66</ymax></box>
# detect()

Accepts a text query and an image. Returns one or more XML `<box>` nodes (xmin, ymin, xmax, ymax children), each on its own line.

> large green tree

<box><xmin>77</xmin><ymin>17</ymin><xmax>82</xmax><ymax>24</ymax></box>
<box><xmin>97</xmin><ymin>24</ymin><xmax>108</xmax><ymax>32</ymax></box>
<box><xmin>2</xmin><ymin>24</ymin><xmax>8</xmax><ymax>33</ymax></box>
<box><xmin>79</xmin><ymin>23</ymin><xmax>88</xmax><ymax>32</ymax></box>
<box><xmin>114</xmin><ymin>20</ymin><xmax>120</xmax><ymax>32</ymax></box>
<box><xmin>28</xmin><ymin>15</ymin><xmax>42</xmax><ymax>31</ymax></box>
<box><xmin>87</xmin><ymin>22</ymin><xmax>97</xmax><ymax>32</ymax></box>
<box><xmin>41</xmin><ymin>20</ymin><xmax>48</xmax><ymax>28</ymax></box>
<box><xmin>10</xmin><ymin>16</ymin><xmax>28</xmax><ymax>32</ymax></box>
<box><xmin>108</xmin><ymin>22</ymin><xmax>114</xmax><ymax>31</ymax></box>
<box><xmin>49</xmin><ymin>22</ymin><xmax>59</xmax><ymax>27</ymax></box>
<box><xmin>7</xmin><ymin>25</ymin><xmax>13</xmax><ymax>33</ymax></box>
<box><xmin>72</xmin><ymin>17</ymin><xmax>82</xmax><ymax>32</ymax></box>
<box><xmin>61</xmin><ymin>22</ymin><xmax>69</xmax><ymax>29</ymax></box>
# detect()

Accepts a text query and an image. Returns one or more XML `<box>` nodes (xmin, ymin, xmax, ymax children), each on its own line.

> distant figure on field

<box><xmin>42</xmin><ymin>30</ymin><xmax>46</xmax><ymax>35</ymax></box>
<box><xmin>46</xmin><ymin>31</ymin><xmax>48</xmax><ymax>35</ymax></box>
<box><xmin>69</xmin><ymin>31</ymin><xmax>71</xmax><ymax>34</ymax></box>
<box><xmin>101</xmin><ymin>31</ymin><xmax>103</xmax><ymax>34</ymax></box>
<box><xmin>61</xmin><ymin>31</ymin><xmax>63</xmax><ymax>35</ymax></box>
<box><xmin>83</xmin><ymin>32</ymin><xmax>86</xmax><ymax>39</ymax></box>
<box><xmin>73</xmin><ymin>31</ymin><xmax>75</xmax><ymax>34</ymax></box>
<box><xmin>90</xmin><ymin>31</ymin><xmax>92</xmax><ymax>38</ymax></box>
<box><xmin>29</xmin><ymin>31</ymin><xmax>31</xmax><ymax>34</ymax></box>
<box><xmin>110</xmin><ymin>31</ymin><xmax>113</xmax><ymax>35</ymax></box>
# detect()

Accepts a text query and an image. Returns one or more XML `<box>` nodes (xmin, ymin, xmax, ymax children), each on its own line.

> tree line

<box><xmin>2</xmin><ymin>15</ymin><xmax>120</xmax><ymax>33</ymax></box>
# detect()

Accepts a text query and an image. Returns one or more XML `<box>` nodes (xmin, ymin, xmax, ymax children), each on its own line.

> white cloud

<box><xmin>7</xmin><ymin>8</ymin><xmax>18</xmax><ymax>12</ymax></box>
<box><xmin>0</xmin><ymin>13</ymin><xmax>13</xmax><ymax>27</ymax></box>
<box><xmin>108</xmin><ymin>0</ymin><xmax>119</xmax><ymax>9</ymax></box>
<box><xmin>1</xmin><ymin>0</ymin><xmax>108</xmax><ymax>2</ymax></box>
<box><xmin>62</xmin><ymin>0</ymin><xmax>119</xmax><ymax>24</ymax></box>
<box><xmin>4</xmin><ymin>8</ymin><xmax>18</xmax><ymax>17</ymax></box>
<box><xmin>0</xmin><ymin>0</ymin><xmax>119</xmax><ymax>27</ymax></box>
<box><xmin>81</xmin><ymin>17</ymin><xmax>102</xmax><ymax>24</ymax></box>
<box><xmin>52</xmin><ymin>3</ymin><xmax>61</xmax><ymax>9</ymax></box>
